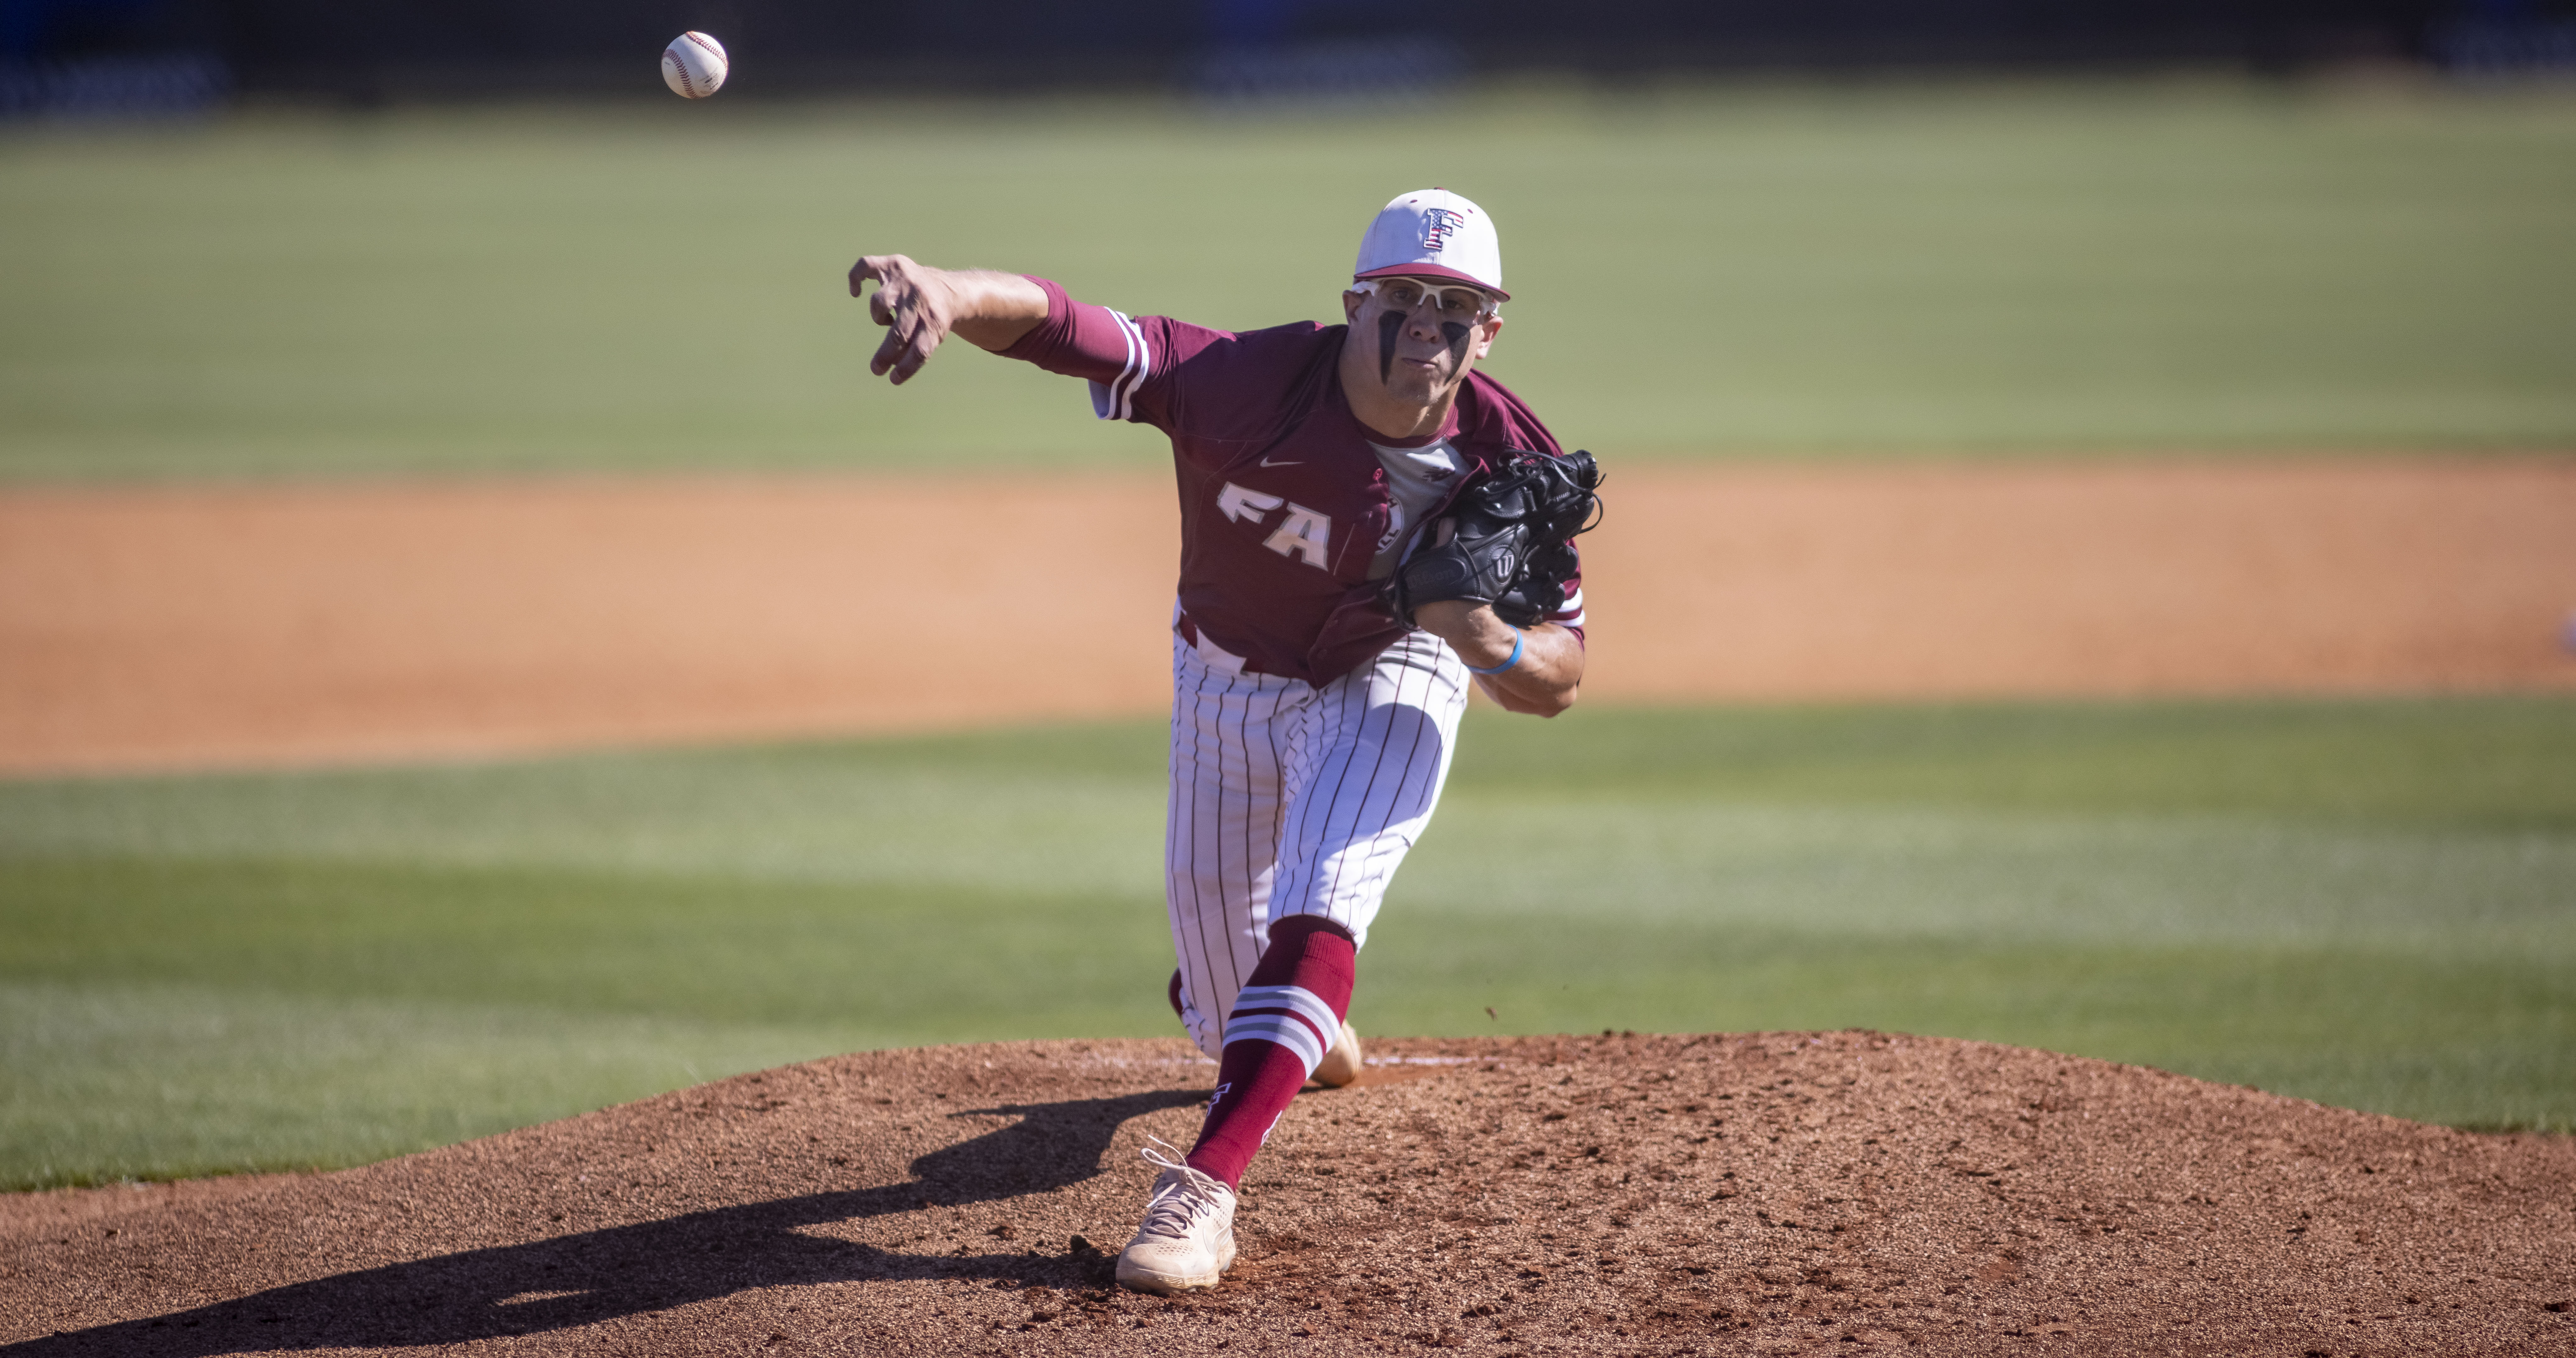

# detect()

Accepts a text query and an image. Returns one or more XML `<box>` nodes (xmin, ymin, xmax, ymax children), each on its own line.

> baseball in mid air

<box><xmin>662</xmin><ymin>31</ymin><xmax>727</xmax><ymax>98</ymax></box>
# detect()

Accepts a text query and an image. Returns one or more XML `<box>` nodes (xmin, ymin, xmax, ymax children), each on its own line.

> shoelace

<box><xmin>1136</xmin><ymin>1136</ymin><xmax>1228</xmax><ymax>1236</ymax></box>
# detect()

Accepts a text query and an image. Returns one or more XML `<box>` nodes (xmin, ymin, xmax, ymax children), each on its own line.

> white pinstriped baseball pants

<box><xmin>1165</xmin><ymin>626</ymin><xmax>1471</xmax><ymax>1059</ymax></box>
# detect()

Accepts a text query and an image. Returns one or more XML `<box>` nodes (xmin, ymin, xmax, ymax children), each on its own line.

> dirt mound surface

<box><xmin>3</xmin><ymin>1033</ymin><xmax>2570</xmax><ymax>1356</ymax></box>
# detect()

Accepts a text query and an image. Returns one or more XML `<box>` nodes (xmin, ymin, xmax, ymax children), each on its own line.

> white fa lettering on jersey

<box><xmin>1216</xmin><ymin>482</ymin><xmax>1285</xmax><ymax>524</ymax></box>
<box><xmin>1216</xmin><ymin>482</ymin><xmax>1334</xmax><ymax>570</ymax></box>
<box><xmin>1263</xmin><ymin>504</ymin><xmax>1331</xmax><ymax>568</ymax></box>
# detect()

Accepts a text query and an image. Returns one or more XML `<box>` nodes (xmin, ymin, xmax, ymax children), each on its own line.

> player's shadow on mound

<box><xmin>6</xmin><ymin>1087</ymin><xmax>1205</xmax><ymax>1357</ymax></box>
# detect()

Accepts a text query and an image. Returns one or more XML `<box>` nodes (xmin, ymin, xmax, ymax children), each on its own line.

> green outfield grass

<box><xmin>4</xmin><ymin>78</ymin><xmax>2574</xmax><ymax>483</ymax></box>
<box><xmin>2</xmin><ymin>695</ymin><xmax>2569</xmax><ymax>1189</ymax></box>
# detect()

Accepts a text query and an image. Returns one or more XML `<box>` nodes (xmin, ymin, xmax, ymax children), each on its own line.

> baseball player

<box><xmin>848</xmin><ymin>189</ymin><xmax>1590</xmax><ymax>1294</ymax></box>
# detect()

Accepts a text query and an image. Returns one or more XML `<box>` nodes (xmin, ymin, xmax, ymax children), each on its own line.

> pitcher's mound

<box><xmin>3</xmin><ymin>1032</ymin><xmax>2570</xmax><ymax>1356</ymax></box>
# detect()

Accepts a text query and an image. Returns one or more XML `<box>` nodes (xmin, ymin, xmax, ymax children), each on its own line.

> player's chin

<box><xmin>1385</xmin><ymin>368</ymin><xmax>1448</xmax><ymax>404</ymax></box>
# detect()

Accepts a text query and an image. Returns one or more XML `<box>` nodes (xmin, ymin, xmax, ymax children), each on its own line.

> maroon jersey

<box><xmin>1001</xmin><ymin>277</ymin><xmax>1588</xmax><ymax>686</ymax></box>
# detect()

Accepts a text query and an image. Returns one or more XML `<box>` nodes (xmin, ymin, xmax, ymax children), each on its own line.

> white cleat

<box><xmin>1309</xmin><ymin>1019</ymin><xmax>1364</xmax><ymax>1088</ymax></box>
<box><xmin>1115</xmin><ymin>1148</ymin><xmax>1238</xmax><ymax>1295</ymax></box>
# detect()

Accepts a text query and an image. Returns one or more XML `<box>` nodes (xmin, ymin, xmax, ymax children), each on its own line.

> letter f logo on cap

<box><xmin>1352</xmin><ymin>188</ymin><xmax>1507</xmax><ymax>300</ymax></box>
<box><xmin>1420</xmin><ymin>207</ymin><xmax>1465</xmax><ymax>250</ymax></box>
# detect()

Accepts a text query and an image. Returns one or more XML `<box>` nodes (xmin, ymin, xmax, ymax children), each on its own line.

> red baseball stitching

<box><xmin>667</xmin><ymin>34</ymin><xmax>721</xmax><ymax>97</ymax></box>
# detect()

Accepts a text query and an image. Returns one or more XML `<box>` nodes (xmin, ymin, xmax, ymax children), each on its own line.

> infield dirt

<box><xmin>4</xmin><ymin>1034</ymin><xmax>2571</xmax><ymax>1356</ymax></box>
<box><xmin>4</xmin><ymin>458</ymin><xmax>2572</xmax><ymax>774</ymax></box>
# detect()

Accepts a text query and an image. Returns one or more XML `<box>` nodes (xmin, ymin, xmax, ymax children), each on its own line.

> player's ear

<box><xmin>1474</xmin><ymin>314</ymin><xmax>1503</xmax><ymax>357</ymax></box>
<box><xmin>1342</xmin><ymin>288</ymin><xmax>1367</xmax><ymax>324</ymax></box>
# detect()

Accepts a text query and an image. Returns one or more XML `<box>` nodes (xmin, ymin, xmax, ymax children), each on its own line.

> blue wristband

<box><xmin>1462</xmin><ymin>629</ymin><xmax>1524</xmax><ymax>675</ymax></box>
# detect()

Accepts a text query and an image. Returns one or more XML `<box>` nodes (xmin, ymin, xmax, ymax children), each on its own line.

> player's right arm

<box><xmin>851</xmin><ymin>261</ymin><xmax>1240</xmax><ymax>442</ymax></box>
<box><xmin>847</xmin><ymin>255</ymin><xmax>1049</xmax><ymax>385</ymax></box>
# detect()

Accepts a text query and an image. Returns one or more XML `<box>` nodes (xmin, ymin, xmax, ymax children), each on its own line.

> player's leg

<box><xmin>1178</xmin><ymin>914</ymin><xmax>1357</xmax><ymax>1189</ymax></box>
<box><xmin>1119</xmin><ymin>924</ymin><xmax>1355</xmax><ymax>1295</ymax></box>
<box><xmin>1123</xmin><ymin>634</ymin><xmax>1308</xmax><ymax>1295</ymax></box>
<box><xmin>1266</xmin><ymin>627</ymin><xmax>1470</xmax><ymax>949</ymax></box>
<box><xmin>1174</xmin><ymin>961</ymin><xmax>1359</xmax><ymax>1081</ymax></box>
<box><xmin>1162</xmin><ymin>632</ymin><xmax>1303</xmax><ymax>1058</ymax></box>
<box><xmin>1177</xmin><ymin>630</ymin><xmax>1470</xmax><ymax>1193</ymax></box>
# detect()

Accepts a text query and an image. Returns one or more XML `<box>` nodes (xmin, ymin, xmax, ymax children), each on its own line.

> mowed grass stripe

<box><xmin>0</xmin><ymin>857</ymin><xmax>1170</xmax><ymax>1033</ymax></box>
<box><xmin>0</xmin><ymin>979</ymin><xmax>842</xmax><ymax>1188</ymax></box>
<box><xmin>7</xmin><ymin>697</ymin><xmax>2571</xmax><ymax>868</ymax></box>
<box><xmin>5</xmin><ymin>81</ymin><xmax>2574</xmax><ymax>482</ymax></box>
<box><xmin>2</xmin><ymin>694</ymin><xmax>2569</xmax><ymax>1188</ymax></box>
<box><xmin>1359</xmin><ymin>927</ymin><xmax>2574</xmax><ymax>1137</ymax></box>
<box><xmin>1454</xmin><ymin>695</ymin><xmax>2576</xmax><ymax>829</ymax></box>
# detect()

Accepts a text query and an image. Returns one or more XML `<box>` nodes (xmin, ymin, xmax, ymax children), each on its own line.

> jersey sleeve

<box><xmin>997</xmin><ymin>276</ymin><xmax>1228</xmax><ymax>431</ymax></box>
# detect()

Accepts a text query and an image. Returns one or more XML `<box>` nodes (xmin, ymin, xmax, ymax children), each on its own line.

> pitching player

<box><xmin>848</xmin><ymin>189</ymin><xmax>1587</xmax><ymax>1294</ymax></box>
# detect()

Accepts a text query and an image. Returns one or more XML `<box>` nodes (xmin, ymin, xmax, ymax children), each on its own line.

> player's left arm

<box><xmin>1413</xmin><ymin>602</ymin><xmax>1583</xmax><ymax>716</ymax></box>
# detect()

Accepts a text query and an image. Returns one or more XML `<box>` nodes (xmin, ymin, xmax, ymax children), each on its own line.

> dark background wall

<box><xmin>7</xmin><ymin>0</ymin><xmax>2573</xmax><ymax>103</ymax></box>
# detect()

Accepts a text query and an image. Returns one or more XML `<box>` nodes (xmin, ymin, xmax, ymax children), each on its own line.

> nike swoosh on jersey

<box><xmin>1259</xmin><ymin>455</ymin><xmax>1302</xmax><ymax>467</ymax></box>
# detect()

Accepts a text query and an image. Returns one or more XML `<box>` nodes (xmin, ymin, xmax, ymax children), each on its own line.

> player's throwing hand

<box><xmin>847</xmin><ymin>255</ymin><xmax>1047</xmax><ymax>384</ymax></box>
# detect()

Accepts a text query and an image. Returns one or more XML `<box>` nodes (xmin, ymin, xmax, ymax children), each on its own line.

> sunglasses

<box><xmin>1353</xmin><ymin>277</ymin><xmax>1499</xmax><ymax>321</ymax></box>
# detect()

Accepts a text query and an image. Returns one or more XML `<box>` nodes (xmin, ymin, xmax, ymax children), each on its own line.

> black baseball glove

<box><xmin>1385</xmin><ymin>448</ymin><xmax>1603</xmax><ymax>629</ymax></box>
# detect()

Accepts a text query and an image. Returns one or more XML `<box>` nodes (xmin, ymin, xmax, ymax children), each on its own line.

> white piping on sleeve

<box><xmin>1084</xmin><ymin>309</ymin><xmax>1146</xmax><ymax>420</ymax></box>
<box><xmin>1079</xmin><ymin>310</ymin><xmax>1158</xmax><ymax>421</ymax></box>
<box><xmin>1111</xmin><ymin>309</ymin><xmax>1151</xmax><ymax>420</ymax></box>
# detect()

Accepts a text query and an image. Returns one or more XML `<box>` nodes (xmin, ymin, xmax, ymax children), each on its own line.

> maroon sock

<box><xmin>1185</xmin><ymin>917</ymin><xmax>1356</xmax><ymax>1191</ymax></box>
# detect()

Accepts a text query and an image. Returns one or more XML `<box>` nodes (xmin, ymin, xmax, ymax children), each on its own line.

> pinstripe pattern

<box><xmin>1268</xmin><ymin>628</ymin><xmax>1468</xmax><ymax>945</ymax></box>
<box><xmin>1166</xmin><ymin>627</ymin><xmax>1469</xmax><ymax>1058</ymax></box>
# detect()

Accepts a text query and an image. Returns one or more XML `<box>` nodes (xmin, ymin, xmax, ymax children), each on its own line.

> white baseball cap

<box><xmin>1352</xmin><ymin>188</ymin><xmax>1507</xmax><ymax>300</ymax></box>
